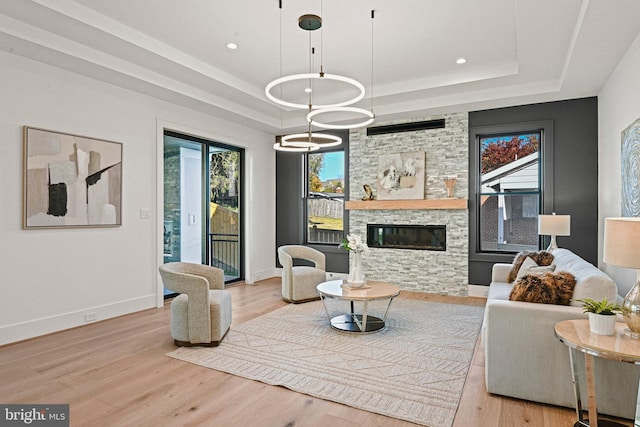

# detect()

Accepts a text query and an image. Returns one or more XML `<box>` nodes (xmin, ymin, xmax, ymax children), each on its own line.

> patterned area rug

<box><xmin>167</xmin><ymin>298</ymin><xmax>485</xmax><ymax>427</ymax></box>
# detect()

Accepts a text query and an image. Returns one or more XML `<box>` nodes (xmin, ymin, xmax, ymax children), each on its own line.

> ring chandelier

<box><xmin>307</xmin><ymin>107</ymin><xmax>375</xmax><ymax>130</ymax></box>
<box><xmin>273</xmin><ymin>132</ymin><xmax>342</xmax><ymax>152</ymax></box>
<box><xmin>272</xmin><ymin>142</ymin><xmax>318</xmax><ymax>152</ymax></box>
<box><xmin>269</xmin><ymin>3</ymin><xmax>375</xmax><ymax>151</ymax></box>
<box><xmin>281</xmin><ymin>132</ymin><xmax>342</xmax><ymax>148</ymax></box>
<box><xmin>265</xmin><ymin>73</ymin><xmax>365</xmax><ymax>110</ymax></box>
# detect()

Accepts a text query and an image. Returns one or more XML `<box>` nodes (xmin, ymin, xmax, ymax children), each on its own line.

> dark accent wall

<box><xmin>275</xmin><ymin>129</ymin><xmax>349</xmax><ymax>273</ymax></box>
<box><xmin>468</xmin><ymin>97</ymin><xmax>599</xmax><ymax>285</ymax></box>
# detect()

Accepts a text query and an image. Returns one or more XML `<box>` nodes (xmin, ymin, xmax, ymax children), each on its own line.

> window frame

<box><xmin>304</xmin><ymin>147</ymin><xmax>347</xmax><ymax>246</ymax></box>
<box><xmin>478</xmin><ymin>131</ymin><xmax>542</xmax><ymax>253</ymax></box>
<box><xmin>469</xmin><ymin>120</ymin><xmax>554</xmax><ymax>264</ymax></box>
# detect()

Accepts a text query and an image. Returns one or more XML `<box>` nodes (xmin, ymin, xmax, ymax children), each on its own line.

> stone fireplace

<box><xmin>348</xmin><ymin>112</ymin><xmax>469</xmax><ymax>295</ymax></box>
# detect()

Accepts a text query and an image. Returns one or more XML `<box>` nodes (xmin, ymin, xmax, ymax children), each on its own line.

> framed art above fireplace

<box><xmin>376</xmin><ymin>151</ymin><xmax>425</xmax><ymax>200</ymax></box>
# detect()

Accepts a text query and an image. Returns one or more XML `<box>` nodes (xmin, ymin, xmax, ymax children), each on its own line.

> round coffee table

<box><xmin>316</xmin><ymin>280</ymin><xmax>400</xmax><ymax>333</ymax></box>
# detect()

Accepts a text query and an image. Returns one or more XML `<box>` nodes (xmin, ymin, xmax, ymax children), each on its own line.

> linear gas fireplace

<box><xmin>367</xmin><ymin>224</ymin><xmax>446</xmax><ymax>251</ymax></box>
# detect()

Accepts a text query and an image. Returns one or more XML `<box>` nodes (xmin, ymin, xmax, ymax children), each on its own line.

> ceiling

<box><xmin>1</xmin><ymin>0</ymin><xmax>640</xmax><ymax>134</ymax></box>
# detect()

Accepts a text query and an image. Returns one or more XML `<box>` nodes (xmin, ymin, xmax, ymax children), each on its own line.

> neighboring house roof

<box><xmin>481</xmin><ymin>152</ymin><xmax>539</xmax><ymax>192</ymax></box>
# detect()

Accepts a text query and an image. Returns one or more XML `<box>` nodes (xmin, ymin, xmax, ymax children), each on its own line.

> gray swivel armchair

<box><xmin>278</xmin><ymin>245</ymin><xmax>326</xmax><ymax>303</ymax></box>
<box><xmin>159</xmin><ymin>262</ymin><xmax>232</xmax><ymax>346</ymax></box>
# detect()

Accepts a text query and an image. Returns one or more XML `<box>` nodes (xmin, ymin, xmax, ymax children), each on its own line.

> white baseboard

<box><xmin>326</xmin><ymin>271</ymin><xmax>348</xmax><ymax>281</ymax></box>
<box><xmin>250</xmin><ymin>268</ymin><xmax>277</xmax><ymax>284</ymax></box>
<box><xmin>0</xmin><ymin>294</ymin><xmax>157</xmax><ymax>346</ymax></box>
<box><xmin>273</xmin><ymin>269</ymin><xmax>348</xmax><ymax>282</ymax></box>
<box><xmin>266</xmin><ymin>270</ymin><xmax>489</xmax><ymax>299</ymax></box>
<box><xmin>467</xmin><ymin>284</ymin><xmax>489</xmax><ymax>298</ymax></box>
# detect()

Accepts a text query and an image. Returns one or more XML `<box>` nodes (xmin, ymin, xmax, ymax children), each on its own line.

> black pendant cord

<box><xmin>371</xmin><ymin>9</ymin><xmax>375</xmax><ymax>116</ymax></box>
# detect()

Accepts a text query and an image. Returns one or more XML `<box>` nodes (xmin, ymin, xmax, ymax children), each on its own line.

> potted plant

<box><xmin>577</xmin><ymin>298</ymin><xmax>623</xmax><ymax>336</ymax></box>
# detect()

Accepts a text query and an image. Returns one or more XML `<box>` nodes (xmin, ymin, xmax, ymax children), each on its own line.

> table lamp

<box><xmin>538</xmin><ymin>213</ymin><xmax>571</xmax><ymax>251</ymax></box>
<box><xmin>603</xmin><ymin>217</ymin><xmax>640</xmax><ymax>339</ymax></box>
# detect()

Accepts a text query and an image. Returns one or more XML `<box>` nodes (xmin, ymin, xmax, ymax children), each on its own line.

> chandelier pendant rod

<box><xmin>371</xmin><ymin>9</ymin><xmax>375</xmax><ymax>116</ymax></box>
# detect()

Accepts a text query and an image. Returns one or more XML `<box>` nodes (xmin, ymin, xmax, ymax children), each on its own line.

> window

<box><xmin>478</xmin><ymin>131</ymin><xmax>541</xmax><ymax>253</ymax></box>
<box><xmin>306</xmin><ymin>150</ymin><xmax>345</xmax><ymax>244</ymax></box>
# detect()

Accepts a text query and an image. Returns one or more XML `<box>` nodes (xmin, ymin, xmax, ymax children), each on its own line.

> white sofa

<box><xmin>483</xmin><ymin>248</ymin><xmax>640</xmax><ymax>419</ymax></box>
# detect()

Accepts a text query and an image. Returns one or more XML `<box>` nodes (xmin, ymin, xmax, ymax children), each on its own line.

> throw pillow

<box><xmin>507</xmin><ymin>250</ymin><xmax>555</xmax><ymax>283</ymax></box>
<box><xmin>509</xmin><ymin>271</ymin><xmax>577</xmax><ymax>305</ymax></box>
<box><xmin>515</xmin><ymin>257</ymin><xmax>556</xmax><ymax>280</ymax></box>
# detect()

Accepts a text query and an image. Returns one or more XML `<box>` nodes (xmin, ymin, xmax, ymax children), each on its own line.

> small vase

<box><xmin>347</xmin><ymin>252</ymin><xmax>366</xmax><ymax>287</ymax></box>
<box><xmin>588</xmin><ymin>312</ymin><xmax>617</xmax><ymax>336</ymax></box>
<box><xmin>623</xmin><ymin>276</ymin><xmax>640</xmax><ymax>339</ymax></box>
<box><xmin>444</xmin><ymin>178</ymin><xmax>457</xmax><ymax>198</ymax></box>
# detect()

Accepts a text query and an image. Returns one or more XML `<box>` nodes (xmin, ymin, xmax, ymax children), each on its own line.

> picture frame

<box><xmin>376</xmin><ymin>151</ymin><xmax>426</xmax><ymax>200</ymax></box>
<box><xmin>622</xmin><ymin>117</ymin><xmax>640</xmax><ymax>217</ymax></box>
<box><xmin>23</xmin><ymin>126</ymin><xmax>123</xmax><ymax>229</ymax></box>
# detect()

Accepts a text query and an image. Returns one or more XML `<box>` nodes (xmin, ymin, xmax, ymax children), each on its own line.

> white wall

<box><xmin>598</xmin><ymin>32</ymin><xmax>640</xmax><ymax>296</ymax></box>
<box><xmin>0</xmin><ymin>52</ymin><xmax>276</xmax><ymax>345</ymax></box>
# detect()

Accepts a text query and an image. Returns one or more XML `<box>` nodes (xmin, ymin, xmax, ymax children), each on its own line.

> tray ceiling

<box><xmin>1</xmin><ymin>0</ymin><xmax>639</xmax><ymax>132</ymax></box>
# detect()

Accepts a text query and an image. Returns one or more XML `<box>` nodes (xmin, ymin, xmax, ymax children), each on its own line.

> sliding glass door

<box><xmin>208</xmin><ymin>145</ymin><xmax>241</xmax><ymax>280</ymax></box>
<box><xmin>163</xmin><ymin>131</ymin><xmax>243</xmax><ymax>295</ymax></box>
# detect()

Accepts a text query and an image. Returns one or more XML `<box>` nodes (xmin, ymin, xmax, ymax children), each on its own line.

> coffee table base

<box><xmin>330</xmin><ymin>314</ymin><xmax>385</xmax><ymax>333</ymax></box>
<box><xmin>317</xmin><ymin>280</ymin><xmax>400</xmax><ymax>334</ymax></box>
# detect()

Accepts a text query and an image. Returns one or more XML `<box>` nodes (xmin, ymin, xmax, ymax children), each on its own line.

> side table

<box><xmin>555</xmin><ymin>319</ymin><xmax>640</xmax><ymax>427</ymax></box>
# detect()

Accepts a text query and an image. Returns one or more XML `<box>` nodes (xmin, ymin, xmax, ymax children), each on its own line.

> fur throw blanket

<box><xmin>509</xmin><ymin>271</ymin><xmax>577</xmax><ymax>305</ymax></box>
<box><xmin>507</xmin><ymin>251</ymin><xmax>555</xmax><ymax>283</ymax></box>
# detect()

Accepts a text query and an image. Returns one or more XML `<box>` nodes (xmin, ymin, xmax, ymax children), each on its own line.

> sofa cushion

<box><xmin>488</xmin><ymin>281</ymin><xmax>514</xmax><ymax>300</ymax></box>
<box><xmin>509</xmin><ymin>271</ymin><xmax>577</xmax><ymax>305</ymax></box>
<box><xmin>507</xmin><ymin>251</ymin><xmax>555</xmax><ymax>282</ymax></box>
<box><xmin>551</xmin><ymin>249</ymin><xmax>618</xmax><ymax>306</ymax></box>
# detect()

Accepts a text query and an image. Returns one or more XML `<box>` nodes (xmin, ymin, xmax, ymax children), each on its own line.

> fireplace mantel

<box><xmin>345</xmin><ymin>198</ymin><xmax>467</xmax><ymax>210</ymax></box>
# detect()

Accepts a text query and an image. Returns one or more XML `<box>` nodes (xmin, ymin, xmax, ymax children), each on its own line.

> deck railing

<box><xmin>209</xmin><ymin>233</ymin><xmax>239</xmax><ymax>276</ymax></box>
<box><xmin>308</xmin><ymin>227</ymin><xmax>342</xmax><ymax>244</ymax></box>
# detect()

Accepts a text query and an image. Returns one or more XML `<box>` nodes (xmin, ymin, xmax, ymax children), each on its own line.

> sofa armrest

<box><xmin>491</xmin><ymin>263</ymin><xmax>512</xmax><ymax>283</ymax></box>
<box><xmin>483</xmin><ymin>299</ymin><xmax>638</xmax><ymax>418</ymax></box>
<box><xmin>483</xmin><ymin>300</ymin><xmax>588</xmax><ymax>408</ymax></box>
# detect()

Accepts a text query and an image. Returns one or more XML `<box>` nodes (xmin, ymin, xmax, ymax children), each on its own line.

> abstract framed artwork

<box><xmin>376</xmin><ymin>151</ymin><xmax>425</xmax><ymax>200</ymax></box>
<box><xmin>23</xmin><ymin>126</ymin><xmax>123</xmax><ymax>229</ymax></box>
<box><xmin>622</xmin><ymin>118</ymin><xmax>640</xmax><ymax>217</ymax></box>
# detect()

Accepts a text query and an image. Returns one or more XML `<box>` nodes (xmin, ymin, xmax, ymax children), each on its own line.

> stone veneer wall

<box><xmin>349</xmin><ymin>112</ymin><xmax>469</xmax><ymax>295</ymax></box>
<box><xmin>163</xmin><ymin>147</ymin><xmax>181</xmax><ymax>263</ymax></box>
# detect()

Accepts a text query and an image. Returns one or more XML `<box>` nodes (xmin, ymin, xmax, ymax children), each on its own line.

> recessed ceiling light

<box><xmin>304</xmin><ymin>87</ymin><xmax>313</xmax><ymax>93</ymax></box>
<box><xmin>456</xmin><ymin>57</ymin><xmax>467</xmax><ymax>64</ymax></box>
<box><xmin>226</xmin><ymin>42</ymin><xmax>238</xmax><ymax>50</ymax></box>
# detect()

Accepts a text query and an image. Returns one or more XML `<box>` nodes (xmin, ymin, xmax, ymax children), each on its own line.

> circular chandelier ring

<box><xmin>265</xmin><ymin>73</ymin><xmax>365</xmax><ymax>110</ymax></box>
<box><xmin>281</xmin><ymin>133</ymin><xmax>320</xmax><ymax>148</ymax></box>
<box><xmin>307</xmin><ymin>107</ymin><xmax>375</xmax><ymax>130</ymax></box>
<box><xmin>273</xmin><ymin>142</ymin><xmax>320</xmax><ymax>152</ymax></box>
<box><xmin>281</xmin><ymin>133</ymin><xmax>342</xmax><ymax>148</ymax></box>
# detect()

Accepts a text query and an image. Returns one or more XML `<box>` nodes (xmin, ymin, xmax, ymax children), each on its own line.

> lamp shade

<box><xmin>603</xmin><ymin>217</ymin><xmax>640</xmax><ymax>269</ymax></box>
<box><xmin>538</xmin><ymin>214</ymin><xmax>571</xmax><ymax>236</ymax></box>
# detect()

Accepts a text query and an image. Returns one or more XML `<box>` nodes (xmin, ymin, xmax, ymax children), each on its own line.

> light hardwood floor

<box><xmin>0</xmin><ymin>278</ymin><xmax>632</xmax><ymax>427</ymax></box>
